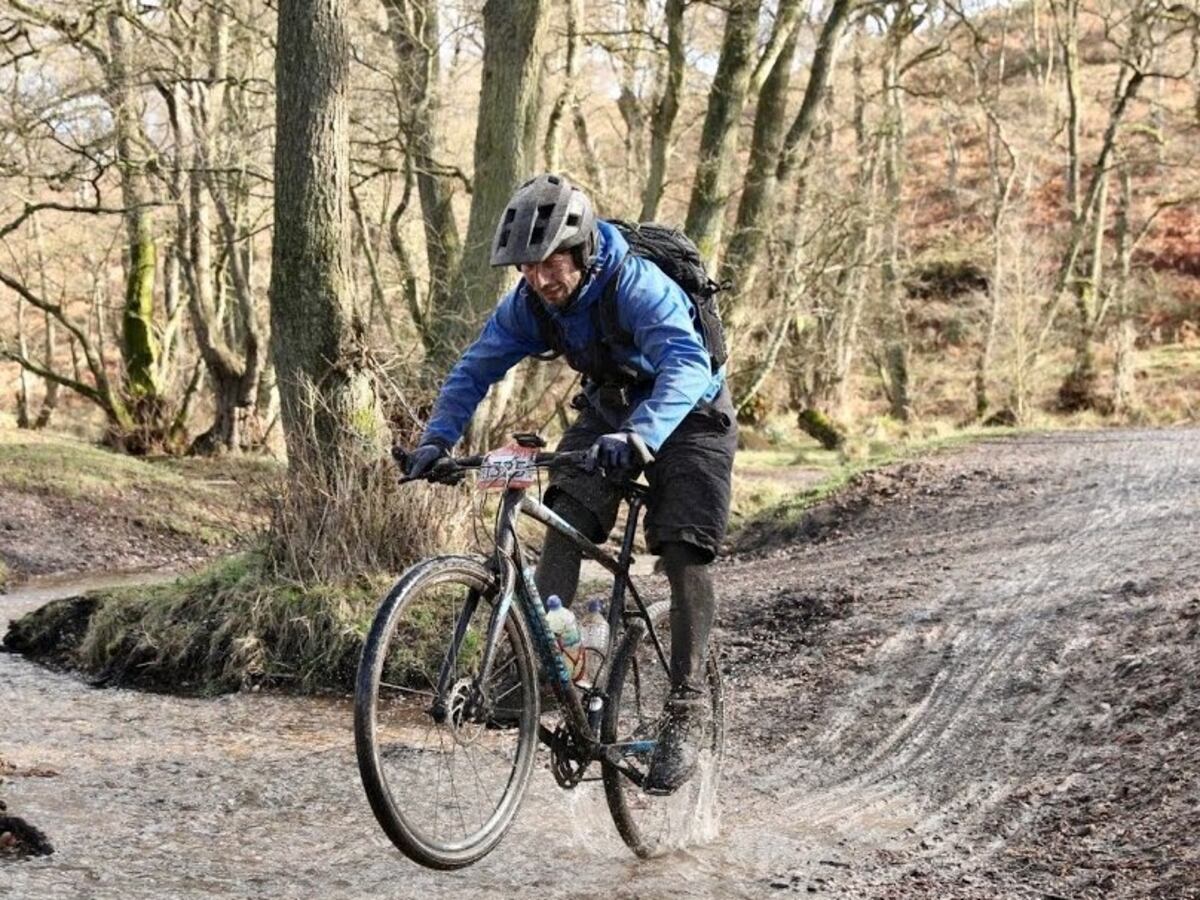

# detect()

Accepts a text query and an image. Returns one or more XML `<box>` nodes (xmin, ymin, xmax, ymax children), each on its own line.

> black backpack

<box><xmin>525</xmin><ymin>220</ymin><xmax>729</xmax><ymax>386</ymax></box>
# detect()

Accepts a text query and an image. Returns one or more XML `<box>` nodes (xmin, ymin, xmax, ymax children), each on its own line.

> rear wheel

<box><xmin>354</xmin><ymin>556</ymin><xmax>539</xmax><ymax>869</ymax></box>
<box><xmin>601</xmin><ymin>600</ymin><xmax>724</xmax><ymax>858</ymax></box>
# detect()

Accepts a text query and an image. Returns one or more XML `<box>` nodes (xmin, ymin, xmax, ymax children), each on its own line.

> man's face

<box><xmin>520</xmin><ymin>250</ymin><xmax>583</xmax><ymax>308</ymax></box>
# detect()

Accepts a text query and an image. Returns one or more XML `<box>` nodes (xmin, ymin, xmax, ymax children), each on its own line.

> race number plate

<box><xmin>477</xmin><ymin>444</ymin><xmax>538</xmax><ymax>490</ymax></box>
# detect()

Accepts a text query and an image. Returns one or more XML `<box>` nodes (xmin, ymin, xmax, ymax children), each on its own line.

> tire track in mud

<box><xmin>732</xmin><ymin>430</ymin><xmax>1198</xmax><ymax>894</ymax></box>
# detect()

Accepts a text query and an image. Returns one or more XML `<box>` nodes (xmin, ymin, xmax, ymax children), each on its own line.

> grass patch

<box><xmin>4</xmin><ymin>551</ymin><xmax>394</xmax><ymax>694</ymax></box>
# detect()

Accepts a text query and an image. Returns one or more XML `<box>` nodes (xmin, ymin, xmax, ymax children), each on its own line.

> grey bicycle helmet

<box><xmin>489</xmin><ymin>173</ymin><xmax>597</xmax><ymax>268</ymax></box>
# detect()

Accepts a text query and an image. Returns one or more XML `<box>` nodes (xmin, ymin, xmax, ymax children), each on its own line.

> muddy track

<box><xmin>3</xmin><ymin>429</ymin><xmax>1199</xmax><ymax>898</ymax></box>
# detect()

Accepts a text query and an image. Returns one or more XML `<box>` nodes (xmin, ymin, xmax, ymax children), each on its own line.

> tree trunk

<box><xmin>1059</xmin><ymin>0</ymin><xmax>1082</xmax><ymax>221</ymax></box>
<box><xmin>640</xmin><ymin>0</ymin><xmax>684</xmax><ymax>220</ymax></box>
<box><xmin>881</xmin><ymin>21</ymin><xmax>910</xmax><ymax>423</ymax></box>
<box><xmin>543</xmin><ymin>0</ymin><xmax>582</xmax><ymax>172</ymax></box>
<box><xmin>14</xmin><ymin>294</ymin><xmax>31</xmax><ymax>428</ymax></box>
<box><xmin>721</xmin><ymin>0</ymin><xmax>854</xmax><ymax>319</ymax></box>
<box><xmin>1112</xmin><ymin>163</ymin><xmax>1137</xmax><ymax>416</ymax></box>
<box><xmin>107</xmin><ymin>7</ymin><xmax>165</xmax><ymax>441</ymax></box>
<box><xmin>1058</xmin><ymin>170</ymin><xmax>1109</xmax><ymax>411</ymax></box>
<box><xmin>683</xmin><ymin>0</ymin><xmax>762</xmax><ymax>264</ymax></box>
<box><xmin>453</xmin><ymin>0</ymin><xmax>550</xmax><ymax>367</ymax></box>
<box><xmin>383</xmin><ymin>0</ymin><xmax>462</xmax><ymax>320</ymax></box>
<box><xmin>270</xmin><ymin>0</ymin><xmax>382</xmax><ymax>468</ymax></box>
<box><xmin>719</xmin><ymin>0</ymin><xmax>802</xmax><ymax>327</ymax></box>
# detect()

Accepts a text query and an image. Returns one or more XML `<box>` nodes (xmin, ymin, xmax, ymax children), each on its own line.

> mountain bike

<box><xmin>354</xmin><ymin>434</ymin><xmax>724</xmax><ymax>869</ymax></box>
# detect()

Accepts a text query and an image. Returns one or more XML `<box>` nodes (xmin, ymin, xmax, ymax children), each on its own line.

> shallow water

<box><xmin>0</xmin><ymin>576</ymin><xmax>799</xmax><ymax>899</ymax></box>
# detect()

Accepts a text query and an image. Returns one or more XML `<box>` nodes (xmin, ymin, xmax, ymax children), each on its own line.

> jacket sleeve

<box><xmin>422</xmin><ymin>288</ymin><xmax>549</xmax><ymax>447</ymax></box>
<box><xmin>618</xmin><ymin>263</ymin><xmax>714</xmax><ymax>451</ymax></box>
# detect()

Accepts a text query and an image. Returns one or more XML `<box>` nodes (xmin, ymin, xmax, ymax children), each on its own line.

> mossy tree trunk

<box><xmin>719</xmin><ymin>0</ymin><xmax>802</xmax><ymax>345</ymax></box>
<box><xmin>107</xmin><ymin>7</ymin><xmax>167</xmax><ymax>446</ymax></box>
<box><xmin>456</xmin><ymin>0</ymin><xmax>549</xmax><ymax>349</ymax></box>
<box><xmin>721</xmin><ymin>0</ymin><xmax>854</xmax><ymax>321</ymax></box>
<box><xmin>452</xmin><ymin>0</ymin><xmax>550</xmax><ymax>447</ymax></box>
<box><xmin>1111</xmin><ymin>163</ymin><xmax>1137</xmax><ymax>417</ymax></box>
<box><xmin>879</xmin><ymin>12</ymin><xmax>911</xmax><ymax>423</ymax></box>
<box><xmin>682</xmin><ymin>0</ymin><xmax>762</xmax><ymax>265</ymax></box>
<box><xmin>1058</xmin><ymin>171</ymin><xmax>1109</xmax><ymax>412</ymax></box>
<box><xmin>270</xmin><ymin>0</ymin><xmax>382</xmax><ymax>470</ymax></box>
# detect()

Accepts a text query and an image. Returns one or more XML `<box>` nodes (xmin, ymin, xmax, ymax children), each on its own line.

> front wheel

<box><xmin>601</xmin><ymin>600</ymin><xmax>725</xmax><ymax>858</ymax></box>
<box><xmin>354</xmin><ymin>556</ymin><xmax>539</xmax><ymax>869</ymax></box>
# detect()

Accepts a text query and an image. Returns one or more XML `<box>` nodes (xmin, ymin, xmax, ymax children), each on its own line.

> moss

<box><xmin>797</xmin><ymin>408</ymin><xmax>846</xmax><ymax>451</ymax></box>
<box><xmin>6</xmin><ymin>551</ymin><xmax>398</xmax><ymax>695</ymax></box>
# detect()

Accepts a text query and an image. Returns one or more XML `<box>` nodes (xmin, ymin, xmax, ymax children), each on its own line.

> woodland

<box><xmin>0</xmin><ymin>0</ymin><xmax>1197</xmax><ymax>579</ymax></box>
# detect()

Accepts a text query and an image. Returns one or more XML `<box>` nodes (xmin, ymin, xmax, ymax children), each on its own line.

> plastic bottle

<box><xmin>578</xmin><ymin>599</ymin><xmax>610</xmax><ymax>689</ymax></box>
<box><xmin>544</xmin><ymin>594</ymin><xmax>583</xmax><ymax>682</ymax></box>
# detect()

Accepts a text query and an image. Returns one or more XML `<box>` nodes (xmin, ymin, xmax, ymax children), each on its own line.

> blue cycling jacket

<box><xmin>423</xmin><ymin>220</ymin><xmax>724</xmax><ymax>452</ymax></box>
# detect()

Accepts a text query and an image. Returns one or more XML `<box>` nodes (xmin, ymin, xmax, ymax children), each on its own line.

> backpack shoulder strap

<box><xmin>597</xmin><ymin>255</ymin><xmax>633</xmax><ymax>347</ymax></box>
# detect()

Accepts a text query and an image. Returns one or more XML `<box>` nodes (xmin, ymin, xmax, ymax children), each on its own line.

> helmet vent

<box><xmin>566</xmin><ymin>213</ymin><xmax>580</xmax><ymax>227</ymax></box>
<box><xmin>530</xmin><ymin>203</ymin><xmax>555</xmax><ymax>246</ymax></box>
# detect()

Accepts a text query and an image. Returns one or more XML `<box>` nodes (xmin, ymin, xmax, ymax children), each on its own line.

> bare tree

<box><xmin>270</xmin><ymin>0</ymin><xmax>381</xmax><ymax>463</ymax></box>
<box><xmin>683</xmin><ymin>0</ymin><xmax>763</xmax><ymax>263</ymax></box>
<box><xmin>640</xmin><ymin>0</ymin><xmax>685</xmax><ymax>220</ymax></box>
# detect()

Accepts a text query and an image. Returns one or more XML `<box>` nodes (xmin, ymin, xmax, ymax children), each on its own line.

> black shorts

<box><xmin>546</xmin><ymin>385</ymin><xmax>738</xmax><ymax>561</ymax></box>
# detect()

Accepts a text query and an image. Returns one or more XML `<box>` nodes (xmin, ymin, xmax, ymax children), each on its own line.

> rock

<box><xmin>0</xmin><ymin>816</ymin><xmax>54</xmax><ymax>857</ymax></box>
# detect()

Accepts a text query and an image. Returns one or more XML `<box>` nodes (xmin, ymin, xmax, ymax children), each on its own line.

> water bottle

<box><xmin>578</xmin><ymin>598</ymin><xmax>609</xmax><ymax>689</ymax></box>
<box><xmin>544</xmin><ymin>595</ymin><xmax>583</xmax><ymax>682</ymax></box>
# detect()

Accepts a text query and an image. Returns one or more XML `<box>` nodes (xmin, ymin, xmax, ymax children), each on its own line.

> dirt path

<box><xmin>3</xmin><ymin>429</ymin><xmax>1198</xmax><ymax>897</ymax></box>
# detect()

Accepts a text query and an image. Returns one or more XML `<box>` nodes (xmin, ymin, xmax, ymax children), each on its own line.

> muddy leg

<box><xmin>661</xmin><ymin>541</ymin><xmax>716</xmax><ymax>695</ymax></box>
<box><xmin>534</xmin><ymin>492</ymin><xmax>603</xmax><ymax>607</ymax></box>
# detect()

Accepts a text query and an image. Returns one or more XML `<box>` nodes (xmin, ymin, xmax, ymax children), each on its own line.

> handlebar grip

<box><xmin>626</xmin><ymin>433</ymin><xmax>654</xmax><ymax>467</ymax></box>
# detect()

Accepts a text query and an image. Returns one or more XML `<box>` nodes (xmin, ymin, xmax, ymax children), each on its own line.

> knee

<box><xmin>660</xmin><ymin>541</ymin><xmax>712</xmax><ymax>581</ymax></box>
<box><xmin>547</xmin><ymin>489</ymin><xmax>604</xmax><ymax>543</ymax></box>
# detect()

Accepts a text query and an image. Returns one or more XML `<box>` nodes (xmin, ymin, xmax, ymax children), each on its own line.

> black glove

<box><xmin>403</xmin><ymin>439</ymin><xmax>450</xmax><ymax>479</ymax></box>
<box><xmin>586</xmin><ymin>432</ymin><xmax>637</xmax><ymax>473</ymax></box>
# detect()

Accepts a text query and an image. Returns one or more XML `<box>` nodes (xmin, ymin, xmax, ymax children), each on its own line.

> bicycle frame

<box><xmin>435</xmin><ymin>477</ymin><xmax>669</xmax><ymax>782</ymax></box>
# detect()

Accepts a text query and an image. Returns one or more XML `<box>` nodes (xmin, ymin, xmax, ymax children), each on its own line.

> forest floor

<box><xmin>0</xmin><ymin>425</ymin><xmax>277</xmax><ymax>586</ymax></box>
<box><xmin>2</xmin><ymin>427</ymin><xmax>1198</xmax><ymax>896</ymax></box>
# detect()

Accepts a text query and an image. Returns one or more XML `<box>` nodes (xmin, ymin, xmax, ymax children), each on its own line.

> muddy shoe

<box><xmin>643</xmin><ymin>692</ymin><xmax>709</xmax><ymax>795</ymax></box>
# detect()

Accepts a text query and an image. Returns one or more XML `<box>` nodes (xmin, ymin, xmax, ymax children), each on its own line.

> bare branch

<box><xmin>0</xmin><ymin>200</ymin><xmax>162</xmax><ymax>242</ymax></box>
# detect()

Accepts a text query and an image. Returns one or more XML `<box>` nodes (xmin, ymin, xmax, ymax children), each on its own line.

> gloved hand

<box><xmin>402</xmin><ymin>439</ymin><xmax>450</xmax><ymax>480</ymax></box>
<box><xmin>586</xmin><ymin>432</ymin><xmax>638</xmax><ymax>474</ymax></box>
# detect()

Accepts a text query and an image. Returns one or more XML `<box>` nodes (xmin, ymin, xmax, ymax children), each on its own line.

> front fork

<box><xmin>431</xmin><ymin>555</ymin><xmax>516</xmax><ymax>724</ymax></box>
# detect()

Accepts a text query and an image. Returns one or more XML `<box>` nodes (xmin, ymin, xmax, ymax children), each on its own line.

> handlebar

<box><xmin>391</xmin><ymin>445</ymin><xmax>595</xmax><ymax>485</ymax></box>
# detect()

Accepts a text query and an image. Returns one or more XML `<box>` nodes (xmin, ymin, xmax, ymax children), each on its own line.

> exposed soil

<box><xmin>2</xmin><ymin>428</ymin><xmax>1198</xmax><ymax>897</ymax></box>
<box><xmin>0</xmin><ymin>487</ymin><xmax>213</xmax><ymax>581</ymax></box>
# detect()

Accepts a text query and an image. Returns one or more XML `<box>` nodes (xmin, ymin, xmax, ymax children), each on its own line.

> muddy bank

<box><xmin>2</xmin><ymin>429</ymin><xmax>1199</xmax><ymax>897</ymax></box>
<box><xmin>0</xmin><ymin>487</ymin><xmax>214</xmax><ymax>583</ymax></box>
<box><xmin>0</xmin><ymin>428</ymin><xmax>273</xmax><ymax>586</ymax></box>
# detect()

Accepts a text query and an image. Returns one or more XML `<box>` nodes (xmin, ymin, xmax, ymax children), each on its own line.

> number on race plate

<box><xmin>477</xmin><ymin>444</ymin><xmax>538</xmax><ymax>491</ymax></box>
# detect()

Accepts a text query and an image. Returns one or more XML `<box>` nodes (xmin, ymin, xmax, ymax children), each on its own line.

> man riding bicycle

<box><xmin>404</xmin><ymin>173</ymin><xmax>737</xmax><ymax>794</ymax></box>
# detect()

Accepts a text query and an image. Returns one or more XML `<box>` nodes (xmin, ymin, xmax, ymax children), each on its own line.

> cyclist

<box><xmin>404</xmin><ymin>173</ymin><xmax>737</xmax><ymax>794</ymax></box>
